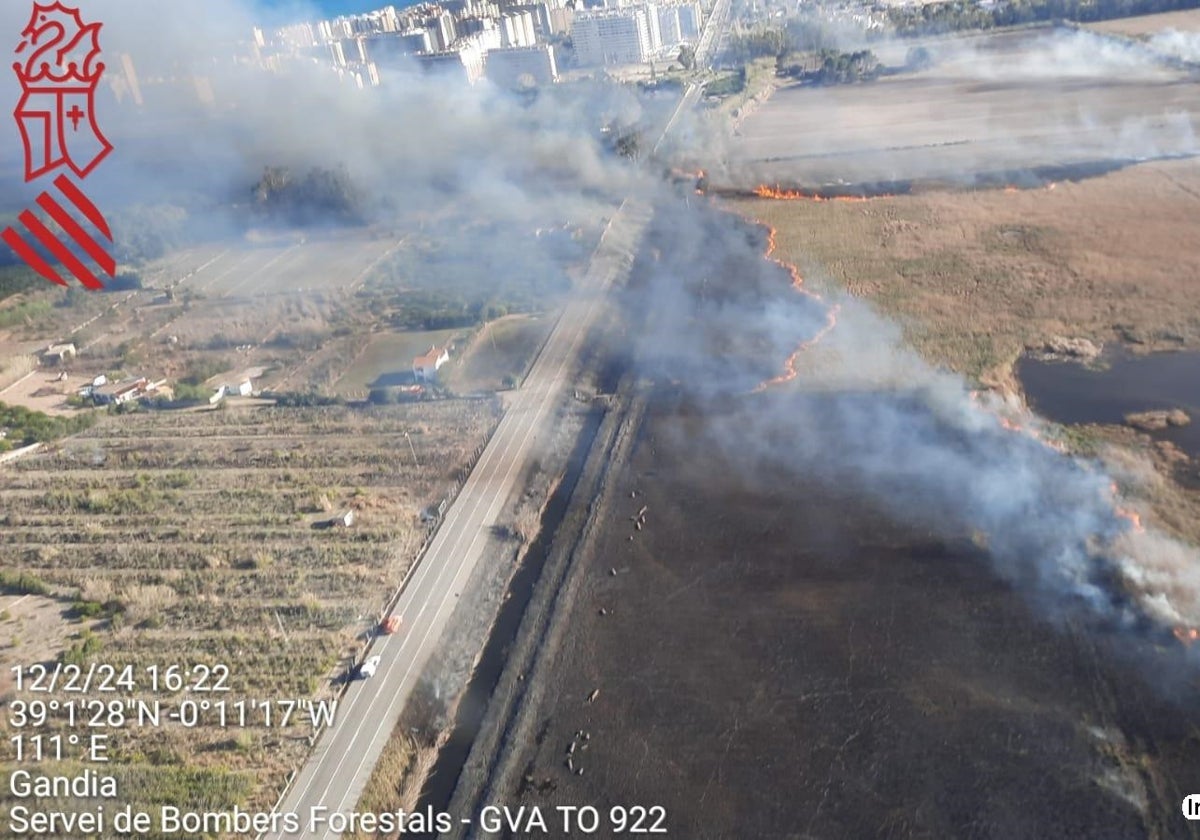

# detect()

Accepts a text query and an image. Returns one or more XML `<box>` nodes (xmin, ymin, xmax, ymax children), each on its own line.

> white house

<box><xmin>226</xmin><ymin>378</ymin><xmax>254</xmax><ymax>397</ymax></box>
<box><xmin>413</xmin><ymin>345</ymin><xmax>450</xmax><ymax>382</ymax></box>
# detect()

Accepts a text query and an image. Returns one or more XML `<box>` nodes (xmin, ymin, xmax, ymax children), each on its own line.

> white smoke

<box><xmin>635</xmin><ymin>203</ymin><xmax>1200</xmax><ymax>638</ymax></box>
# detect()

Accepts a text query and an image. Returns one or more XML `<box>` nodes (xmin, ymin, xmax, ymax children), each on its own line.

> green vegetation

<box><xmin>367</xmin><ymin>229</ymin><xmax>574</xmax><ymax>323</ymax></box>
<box><xmin>705</xmin><ymin>67</ymin><xmax>748</xmax><ymax>96</ymax></box>
<box><xmin>0</xmin><ymin>400</ymin><xmax>95</xmax><ymax>450</ymax></box>
<box><xmin>603</xmin><ymin>121</ymin><xmax>644</xmax><ymax>161</ymax></box>
<box><xmin>60</xmin><ymin>629</ymin><xmax>104</xmax><ymax>665</ymax></box>
<box><xmin>0</xmin><ymin>298</ymin><xmax>51</xmax><ymax>329</ymax></box>
<box><xmin>0</xmin><ymin>570</ymin><xmax>52</xmax><ymax>596</ymax></box>
<box><xmin>181</xmin><ymin>358</ymin><xmax>226</xmax><ymax>386</ymax></box>
<box><xmin>368</xmin><ymin>386</ymin><xmax>421</xmax><ymax>405</ymax></box>
<box><xmin>169</xmin><ymin>382</ymin><xmax>211</xmax><ymax>405</ymax></box>
<box><xmin>382</xmin><ymin>291</ymin><xmax>506</xmax><ymax>331</ymax></box>
<box><xmin>111</xmin><ymin>204</ymin><xmax>191</xmax><ymax>263</ymax></box>
<box><xmin>266</xmin><ymin>390</ymin><xmax>346</xmax><ymax>407</ymax></box>
<box><xmin>727</xmin><ymin>26</ymin><xmax>791</xmax><ymax>62</ymax></box>
<box><xmin>252</xmin><ymin>164</ymin><xmax>366</xmax><ymax>226</ymax></box>
<box><xmin>71</xmin><ymin>598</ymin><xmax>126</xmax><ymax>620</ymax></box>
<box><xmin>106</xmin><ymin>271</ymin><xmax>143</xmax><ymax>292</ymax></box>
<box><xmin>37</xmin><ymin>486</ymin><xmax>181</xmax><ymax>515</ymax></box>
<box><xmin>0</xmin><ymin>263</ymin><xmax>39</xmax><ymax>302</ymax></box>
<box><xmin>777</xmin><ymin>49</ymin><xmax>882</xmax><ymax>84</ymax></box>
<box><xmin>0</xmin><ymin>403</ymin><xmax>502</xmax><ymax>808</ymax></box>
<box><xmin>906</xmin><ymin>45</ymin><xmax>934</xmax><ymax>71</ymax></box>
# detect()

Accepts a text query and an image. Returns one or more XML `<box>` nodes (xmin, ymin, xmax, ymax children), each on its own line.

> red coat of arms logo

<box><xmin>13</xmin><ymin>1</ymin><xmax>112</xmax><ymax>181</ymax></box>
<box><xmin>3</xmin><ymin>1</ymin><xmax>115</xmax><ymax>290</ymax></box>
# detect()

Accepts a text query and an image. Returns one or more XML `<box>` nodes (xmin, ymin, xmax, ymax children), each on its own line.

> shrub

<box><xmin>0</xmin><ymin>571</ymin><xmax>51</xmax><ymax>596</ymax></box>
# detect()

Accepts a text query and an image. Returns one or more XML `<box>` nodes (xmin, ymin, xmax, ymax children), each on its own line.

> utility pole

<box><xmin>405</xmin><ymin>430</ymin><xmax>420</xmax><ymax>467</ymax></box>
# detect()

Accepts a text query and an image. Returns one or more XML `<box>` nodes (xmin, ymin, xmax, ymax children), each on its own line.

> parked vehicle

<box><xmin>358</xmin><ymin>655</ymin><xmax>381</xmax><ymax>679</ymax></box>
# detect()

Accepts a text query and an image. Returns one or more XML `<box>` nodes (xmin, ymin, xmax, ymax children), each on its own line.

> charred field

<box><xmin>472</xmin><ymin>194</ymin><xmax>1200</xmax><ymax>839</ymax></box>
<box><xmin>505</xmin><ymin>389</ymin><xmax>1200</xmax><ymax>839</ymax></box>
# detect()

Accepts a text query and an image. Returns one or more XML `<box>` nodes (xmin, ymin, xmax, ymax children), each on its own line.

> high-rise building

<box><xmin>486</xmin><ymin>44</ymin><xmax>558</xmax><ymax>87</ymax></box>
<box><xmin>570</xmin><ymin>7</ymin><xmax>653</xmax><ymax>66</ymax></box>
<box><xmin>655</xmin><ymin>4</ymin><xmax>682</xmax><ymax>46</ymax></box>
<box><xmin>499</xmin><ymin>11</ymin><xmax>536</xmax><ymax>47</ymax></box>
<box><xmin>676</xmin><ymin>2</ymin><xmax>702</xmax><ymax>40</ymax></box>
<box><xmin>363</xmin><ymin>30</ymin><xmax>431</xmax><ymax>65</ymax></box>
<box><xmin>427</xmin><ymin>12</ymin><xmax>457</xmax><ymax>51</ymax></box>
<box><xmin>511</xmin><ymin>3</ymin><xmax>553</xmax><ymax>39</ymax></box>
<box><xmin>548</xmin><ymin>6</ymin><xmax>574</xmax><ymax>35</ymax></box>
<box><xmin>644</xmin><ymin>3</ymin><xmax>662</xmax><ymax>51</ymax></box>
<box><xmin>341</xmin><ymin>37</ymin><xmax>368</xmax><ymax>63</ymax></box>
<box><xmin>416</xmin><ymin>30</ymin><xmax>498</xmax><ymax>84</ymax></box>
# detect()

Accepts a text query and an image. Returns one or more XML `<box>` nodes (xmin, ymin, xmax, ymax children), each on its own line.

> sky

<box><xmin>254</xmin><ymin>0</ymin><xmax>419</xmax><ymax>25</ymax></box>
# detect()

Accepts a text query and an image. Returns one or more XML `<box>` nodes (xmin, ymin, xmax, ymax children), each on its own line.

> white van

<box><xmin>358</xmin><ymin>655</ymin><xmax>381</xmax><ymax>679</ymax></box>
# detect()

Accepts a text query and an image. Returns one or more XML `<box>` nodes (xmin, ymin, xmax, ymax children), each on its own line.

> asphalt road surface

<box><xmin>262</xmin><ymin>199</ymin><xmax>651</xmax><ymax>839</ymax></box>
<box><xmin>263</xmin><ymin>8</ymin><xmax>731</xmax><ymax>832</ymax></box>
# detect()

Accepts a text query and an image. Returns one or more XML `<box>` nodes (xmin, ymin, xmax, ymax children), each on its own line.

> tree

<box><xmin>678</xmin><ymin>44</ymin><xmax>696</xmax><ymax>70</ymax></box>
<box><xmin>906</xmin><ymin>46</ymin><xmax>933</xmax><ymax>71</ymax></box>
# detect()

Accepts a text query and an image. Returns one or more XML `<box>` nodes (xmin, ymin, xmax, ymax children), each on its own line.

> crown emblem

<box><xmin>13</xmin><ymin>2</ymin><xmax>105</xmax><ymax>90</ymax></box>
<box><xmin>11</xmin><ymin>1</ymin><xmax>111</xmax><ymax>181</ymax></box>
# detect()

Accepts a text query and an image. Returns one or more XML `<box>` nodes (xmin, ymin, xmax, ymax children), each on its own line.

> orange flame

<box><xmin>1174</xmin><ymin>626</ymin><xmax>1199</xmax><ymax>646</ymax></box>
<box><xmin>751</xmin><ymin>224</ymin><xmax>840</xmax><ymax>392</ymax></box>
<box><xmin>752</xmin><ymin>184</ymin><xmax>880</xmax><ymax>203</ymax></box>
<box><xmin>1105</xmin><ymin>481</ymin><xmax>1146</xmax><ymax>533</ymax></box>
<box><xmin>985</xmin><ymin>406</ymin><xmax>1068</xmax><ymax>453</ymax></box>
<box><xmin>670</xmin><ymin>168</ymin><xmax>708</xmax><ymax>195</ymax></box>
<box><xmin>755</xmin><ymin>304</ymin><xmax>841</xmax><ymax>392</ymax></box>
<box><xmin>1115</xmin><ymin>506</ymin><xmax>1144</xmax><ymax>533</ymax></box>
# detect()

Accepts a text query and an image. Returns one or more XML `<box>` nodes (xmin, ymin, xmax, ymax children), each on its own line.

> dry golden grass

<box><xmin>727</xmin><ymin>160</ymin><xmax>1200</xmax><ymax>544</ymax></box>
<box><xmin>728</xmin><ymin>158</ymin><xmax>1200</xmax><ymax>388</ymax></box>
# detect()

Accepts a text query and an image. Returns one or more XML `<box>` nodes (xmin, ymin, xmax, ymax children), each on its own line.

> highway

<box><xmin>264</xmin><ymin>5</ymin><xmax>732</xmax><ymax>833</ymax></box>
<box><xmin>653</xmin><ymin>0</ymin><xmax>735</xmax><ymax>155</ymax></box>
<box><xmin>263</xmin><ymin>200</ymin><xmax>651</xmax><ymax>839</ymax></box>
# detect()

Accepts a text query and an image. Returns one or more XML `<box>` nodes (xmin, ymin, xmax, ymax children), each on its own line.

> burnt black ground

<box><xmin>500</xmin><ymin>391</ymin><xmax>1200</xmax><ymax>839</ymax></box>
<box><xmin>487</xmin><ymin>199</ymin><xmax>1200</xmax><ymax>840</ymax></box>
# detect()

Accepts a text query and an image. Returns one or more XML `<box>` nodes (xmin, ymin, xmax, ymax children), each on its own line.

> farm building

<box><xmin>210</xmin><ymin>377</ymin><xmax>254</xmax><ymax>404</ymax></box>
<box><xmin>413</xmin><ymin>345</ymin><xmax>450</xmax><ymax>382</ymax></box>
<box><xmin>225</xmin><ymin>378</ymin><xmax>254</xmax><ymax>397</ymax></box>
<box><xmin>41</xmin><ymin>343</ymin><xmax>76</xmax><ymax>365</ymax></box>
<box><xmin>92</xmin><ymin>377</ymin><xmax>148</xmax><ymax>405</ymax></box>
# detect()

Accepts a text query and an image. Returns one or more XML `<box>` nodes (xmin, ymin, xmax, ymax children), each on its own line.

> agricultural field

<box><xmin>0</xmin><ymin>217</ymin><xmax>584</xmax><ymax>415</ymax></box>
<box><xmin>441</xmin><ymin>314</ymin><xmax>556</xmax><ymax>394</ymax></box>
<box><xmin>330</xmin><ymin>328</ymin><xmax>465</xmax><ymax>399</ymax></box>
<box><xmin>721</xmin><ymin>27</ymin><xmax>1200</xmax><ymax>190</ymax></box>
<box><xmin>141</xmin><ymin>232</ymin><xmax>402</xmax><ymax>299</ymax></box>
<box><xmin>726</xmin><ymin>156</ymin><xmax>1200</xmax><ymax>387</ymax></box>
<box><xmin>0</xmin><ymin>399</ymin><xmax>500</xmax><ymax>820</ymax></box>
<box><xmin>1086</xmin><ymin>8</ymin><xmax>1200</xmax><ymax>36</ymax></box>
